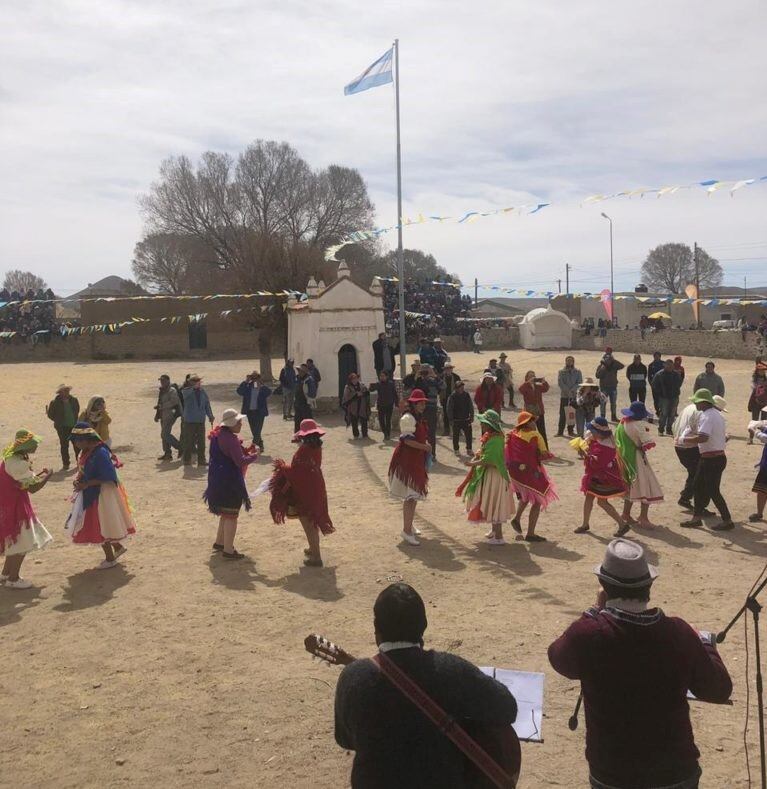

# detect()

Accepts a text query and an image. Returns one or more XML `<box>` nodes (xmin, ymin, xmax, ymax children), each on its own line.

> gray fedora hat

<box><xmin>593</xmin><ymin>538</ymin><xmax>658</xmax><ymax>589</ymax></box>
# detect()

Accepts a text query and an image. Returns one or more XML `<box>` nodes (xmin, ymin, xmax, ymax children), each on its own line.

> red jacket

<box><xmin>519</xmin><ymin>379</ymin><xmax>549</xmax><ymax>415</ymax></box>
<box><xmin>548</xmin><ymin>606</ymin><xmax>732</xmax><ymax>787</ymax></box>
<box><xmin>473</xmin><ymin>382</ymin><xmax>503</xmax><ymax>413</ymax></box>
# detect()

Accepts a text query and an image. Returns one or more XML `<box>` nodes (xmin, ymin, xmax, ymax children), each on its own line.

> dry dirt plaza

<box><xmin>1</xmin><ymin>348</ymin><xmax>765</xmax><ymax>788</ymax></box>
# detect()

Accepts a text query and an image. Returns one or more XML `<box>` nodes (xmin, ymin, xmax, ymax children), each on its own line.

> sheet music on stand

<box><xmin>481</xmin><ymin>667</ymin><xmax>545</xmax><ymax>743</ymax></box>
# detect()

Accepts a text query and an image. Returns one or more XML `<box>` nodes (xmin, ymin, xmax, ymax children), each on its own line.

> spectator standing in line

<box><xmin>673</xmin><ymin>356</ymin><xmax>686</xmax><ymax>385</ymax></box>
<box><xmin>293</xmin><ymin>363</ymin><xmax>318</xmax><ymax>433</ymax></box>
<box><xmin>647</xmin><ymin>351</ymin><xmax>665</xmax><ymax>415</ymax></box>
<box><xmin>595</xmin><ymin>348</ymin><xmax>624</xmax><ymax>422</ymax></box>
<box><xmin>556</xmin><ymin>355</ymin><xmax>582</xmax><ymax>437</ymax></box>
<box><xmin>369</xmin><ymin>370</ymin><xmax>398</xmax><ymax>440</ymax></box>
<box><xmin>432</xmin><ymin>338</ymin><xmax>448</xmax><ymax>374</ymax></box>
<box><xmin>236</xmin><ymin>370</ymin><xmax>272</xmax><ymax>451</ymax></box>
<box><xmin>519</xmin><ymin>370</ymin><xmax>551</xmax><ymax>447</ymax></box>
<box><xmin>279</xmin><ymin>358</ymin><xmax>297</xmax><ymax>421</ymax></box>
<box><xmin>652</xmin><ymin>359</ymin><xmax>682</xmax><ymax>436</ymax></box>
<box><xmin>415</xmin><ymin>364</ymin><xmax>444</xmax><ymax>462</ymax></box>
<box><xmin>693</xmin><ymin>361</ymin><xmax>725</xmax><ymax>398</ymax></box>
<box><xmin>372</xmin><ymin>332</ymin><xmax>398</xmax><ymax>377</ymax></box>
<box><xmin>402</xmin><ymin>361</ymin><xmax>421</xmax><ymax>397</ymax></box>
<box><xmin>334</xmin><ymin>583</ymin><xmax>517</xmax><ymax>788</ymax></box>
<box><xmin>181</xmin><ymin>374</ymin><xmax>214</xmax><ymax>466</ymax></box>
<box><xmin>447</xmin><ymin>379</ymin><xmax>474</xmax><ymax>455</ymax></box>
<box><xmin>46</xmin><ymin>384</ymin><xmax>81</xmax><ymax>469</ymax></box>
<box><xmin>625</xmin><ymin>354</ymin><xmax>648</xmax><ymax>404</ymax></box>
<box><xmin>155</xmin><ymin>374</ymin><xmax>182</xmax><ymax>461</ymax></box>
<box><xmin>681</xmin><ymin>389</ymin><xmax>734</xmax><ymax>531</ymax></box>
<box><xmin>473</xmin><ymin>328</ymin><xmax>483</xmax><ymax>353</ymax></box>
<box><xmin>417</xmin><ymin>338</ymin><xmax>438</xmax><ymax>367</ymax></box>
<box><xmin>474</xmin><ymin>371</ymin><xmax>504</xmax><ymax>415</ymax></box>
<box><xmin>341</xmin><ymin>373</ymin><xmax>371</xmax><ymax>440</ymax></box>
<box><xmin>498</xmin><ymin>352</ymin><xmax>515</xmax><ymax>408</ymax></box>
<box><xmin>439</xmin><ymin>362</ymin><xmax>461</xmax><ymax>436</ymax></box>
<box><xmin>747</xmin><ymin>363</ymin><xmax>767</xmax><ymax>438</ymax></box>
<box><xmin>549</xmin><ymin>539</ymin><xmax>732</xmax><ymax>789</ymax></box>
<box><xmin>306</xmin><ymin>359</ymin><xmax>322</xmax><ymax>386</ymax></box>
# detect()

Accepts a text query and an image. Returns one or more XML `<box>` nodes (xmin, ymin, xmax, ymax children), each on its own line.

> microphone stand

<box><xmin>717</xmin><ymin>570</ymin><xmax>767</xmax><ymax>789</ymax></box>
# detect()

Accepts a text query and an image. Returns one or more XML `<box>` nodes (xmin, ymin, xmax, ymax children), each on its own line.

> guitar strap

<box><xmin>372</xmin><ymin>653</ymin><xmax>513</xmax><ymax>789</ymax></box>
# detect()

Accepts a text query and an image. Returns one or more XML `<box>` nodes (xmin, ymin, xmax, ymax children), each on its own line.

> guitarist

<box><xmin>334</xmin><ymin>582</ymin><xmax>518</xmax><ymax>788</ymax></box>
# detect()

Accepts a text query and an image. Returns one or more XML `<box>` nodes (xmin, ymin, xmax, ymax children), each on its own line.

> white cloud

<box><xmin>1</xmin><ymin>0</ymin><xmax>765</xmax><ymax>293</ymax></box>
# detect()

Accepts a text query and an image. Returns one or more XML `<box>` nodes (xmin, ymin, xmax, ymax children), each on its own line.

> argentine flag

<box><xmin>344</xmin><ymin>48</ymin><xmax>393</xmax><ymax>95</ymax></box>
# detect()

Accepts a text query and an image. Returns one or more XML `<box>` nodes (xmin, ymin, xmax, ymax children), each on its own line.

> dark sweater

<box><xmin>369</xmin><ymin>380</ymin><xmax>398</xmax><ymax>408</ymax></box>
<box><xmin>335</xmin><ymin>647</ymin><xmax>517</xmax><ymax>788</ymax></box>
<box><xmin>446</xmin><ymin>390</ymin><xmax>474</xmax><ymax>422</ymax></box>
<box><xmin>625</xmin><ymin>363</ymin><xmax>647</xmax><ymax>387</ymax></box>
<box><xmin>548</xmin><ymin>606</ymin><xmax>732</xmax><ymax>788</ymax></box>
<box><xmin>651</xmin><ymin>369</ymin><xmax>682</xmax><ymax>400</ymax></box>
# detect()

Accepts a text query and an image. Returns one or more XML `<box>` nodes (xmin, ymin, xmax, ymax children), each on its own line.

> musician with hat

<box><xmin>549</xmin><ymin>539</ymin><xmax>732</xmax><ymax>789</ymax></box>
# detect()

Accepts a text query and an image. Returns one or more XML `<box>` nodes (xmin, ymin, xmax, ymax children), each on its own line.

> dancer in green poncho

<box><xmin>455</xmin><ymin>410</ymin><xmax>514</xmax><ymax>545</ymax></box>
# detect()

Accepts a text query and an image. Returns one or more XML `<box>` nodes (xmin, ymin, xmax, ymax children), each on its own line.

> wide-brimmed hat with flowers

<box><xmin>2</xmin><ymin>429</ymin><xmax>42</xmax><ymax>459</ymax></box>
<box><xmin>477</xmin><ymin>409</ymin><xmax>503</xmax><ymax>433</ymax></box>
<box><xmin>70</xmin><ymin>422</ymin><xmax>101</xmax><ymax>441</ymax></box>
<box><xmin>293</xmin><ymin>419</ymin><xmax>326</xmax><ymax>440</ymax></box>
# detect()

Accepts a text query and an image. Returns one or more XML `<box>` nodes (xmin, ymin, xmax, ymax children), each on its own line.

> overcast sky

<box><xmin>2</xmin><ymin>0</ymin><xmax>766</xmax><ymax>296</ymax></box>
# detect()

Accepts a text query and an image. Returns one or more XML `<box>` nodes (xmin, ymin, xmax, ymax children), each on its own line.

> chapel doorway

<box><xmin>338</xmin><ymin>344</ymin><xmax>358</xmax><ymax>401</ymax></box>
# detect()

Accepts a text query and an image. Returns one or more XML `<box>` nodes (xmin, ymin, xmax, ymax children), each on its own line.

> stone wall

<box><xmin>573</xmin><ymin>328</ymin><xmax>765</xmax><ymax>360</ymax></box>
<box><xmin>434</xmin><ymin>326</ymin><xmax>519</xmax><ymax>353</ymax></box>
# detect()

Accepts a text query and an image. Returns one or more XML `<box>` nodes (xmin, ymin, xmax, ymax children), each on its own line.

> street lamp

<box><xmin>601</xmin><ymin>212</ymin><xmax>615</xmax><ymax>326</ymax></box>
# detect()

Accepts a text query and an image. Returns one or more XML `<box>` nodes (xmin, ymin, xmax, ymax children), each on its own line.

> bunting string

<box><xmin>325</xmin><ymin>175</ymin><xmax>767</xmax><ymax>261</ymax></box>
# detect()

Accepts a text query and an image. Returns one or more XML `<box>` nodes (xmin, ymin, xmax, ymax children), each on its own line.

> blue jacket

<box><xmin>237</xmin><ymin>380</ymin><xmax>272</xmax><ymax>416</ymax></box>
<box><xmin>181</xmin><ymin>387</ymin><xmax>214</xmax><ymax>423</ymax></box>
<box><xmin>279</xmin><ymin>365</ymin><xmax>297</xmax><ymax>391</ymax></box>
<box><xmin>418</xmin><ymin>345</ymin><xmax>438</xmax><ymax>367</ymax></box>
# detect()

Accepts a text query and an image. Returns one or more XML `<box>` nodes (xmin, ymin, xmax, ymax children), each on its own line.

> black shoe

<box><xmin>555</xmin><ymin>432</ymin><xmax>565</xmax><ymax>438</ymax></box>
<box><xmin>712</xmin><ymin>521</ymin><xmax>735</xmax><ymax>531</ymax></box>
<box><xmin>222</xmin><ymin>550</ymin><xmax>245</xmax><ymax>560</ymax></box>
<box><xmin>680</xmin><ymin>518</ymin><xmax>703</xmax><ymax>528</ymax></box>
<box><xmin>212</xmin><ymin>543</ymin><xmax>224</xmax><ymax>552</ymax></box>
<box><xmin>677</xmin><ymin>497</ymin><xmax>693</xmax><ymax>509</ymax></box>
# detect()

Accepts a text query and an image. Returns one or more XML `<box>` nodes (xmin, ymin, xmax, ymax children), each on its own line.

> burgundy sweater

<box><xmin>548</xmin><ymin>606</ymin><xmax>732</xmax><ymax>787</ymax></box>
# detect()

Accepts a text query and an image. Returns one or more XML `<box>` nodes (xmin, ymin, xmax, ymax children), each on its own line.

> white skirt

<box><xmin>2</xmin><ymin>518</ymin><xmax>53</xmax><ymax>556</ymax></box>
<box><xmin>389</xmin><ymin>475</ymin><xmax>427</xmax><ymax>502</ymax></box>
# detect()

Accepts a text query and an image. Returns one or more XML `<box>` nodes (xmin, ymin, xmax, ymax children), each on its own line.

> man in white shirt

<box><xmin>473</xmin><ymin>329</ymin><xmax>483</xmax><ymax>354</ymax></box>
<box><xmin>672</xmin><ymin>402</ymin><xmax>700</xmax><ymax>509</ymax></box>
<box><xmin>680</xmin><ymin>389</ymin><xmax>733</xmax><ymax>531</ymax></box>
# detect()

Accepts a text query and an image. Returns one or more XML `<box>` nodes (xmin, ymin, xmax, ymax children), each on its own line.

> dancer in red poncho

<box><xmin>388</xmin><ymin>389</ymin><xmax>431</xmax><ymax>546</ymax></box>
<box><xmin>505</xmin><ymin>411</ymin><xmax>558</xmax><ymax>542</ymax></box>
<box><xmin>267</xmin><ymin>419</ymin><xmax>333</xmax><ymax>567</ymax></box>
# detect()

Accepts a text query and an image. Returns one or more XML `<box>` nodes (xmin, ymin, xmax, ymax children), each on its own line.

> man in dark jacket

<box><xmin>372</xmin><ymin>332</ymin><xmax>398</xmax><ymax>377</ymax></box>
<box><xmin>446</xmin><ymin>380</ymin><xmax>474</xmax><ymax>454</ymax></box>
<box><xmin>236</xmin><ymin>371</ymin><xmax>272</xmax><ymax>450</ymax></box>
<box><xmin>652</xmin><ymin>359</ymin><xmax>683</xmax><ymax>435</ymax></box>
<box><xmin>647</xmin><ymin>351</ymin><xmax>665</xmax><ymax>414</ymax></box>
<box><xmin>335</xmin><ymin>583</ymin><xmax>517</xmax><ymax>788</ymax></box>
<box><xmin>279</xmin><ymin>359</ymin><xmax>297</xmax><ymax>421</ymax></box>
<box><xmin>549</xmin><ymin>539</ymin><xmax>731</xmax><ymax>789</ymax></box>
<box><xmin>46</xmin><ymin>383</ymin><xmax>80</xmax><ymax>469</ymax></box>
<box><xmin>416</xmin><ymin>365</ymin><xmax>444</xmax><ymax>462</ymax></box>
<box><xmin>293</xmin><ymin>364</ymin><xmax>318</xmax><ymax>433</ymax></box>
<box><xmin>368</xmin><ymin>370</ymin><xmax>398</xmax><ymax>440</ymax></box>
<box><xmin>595</xmin><ymin>348</ymin><xmax>624</xmax><ymax>422</ymax></box>
<box><xmin>439</xmin><ymin>362</ymin><xmax>462</xmax><ymax>435</ymax></box>
<box><xmin>625</xmin><ymin>354</ymin><xmax>648</xmax><ymax>404</ymax></box>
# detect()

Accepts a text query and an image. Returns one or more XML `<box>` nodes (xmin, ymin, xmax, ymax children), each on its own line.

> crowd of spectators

<box><xmin>0</xmin><ymin>288</ymin><xmax>80</xmax><ymax>343</ymax></box>
<box><xmin>381</xmin><ymin>279</ymin><xmax>505</xmax><ymax>340</ymax></box>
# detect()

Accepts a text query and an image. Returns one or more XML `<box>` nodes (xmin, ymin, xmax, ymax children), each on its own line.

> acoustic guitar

<box><xmin>304</xmin><ymin>634</ymin><xmax>521</xmax><ymax>788</ymax></box>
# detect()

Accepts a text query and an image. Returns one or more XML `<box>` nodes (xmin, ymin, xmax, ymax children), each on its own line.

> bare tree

<box><xmin>139</xmin><ymin>140</ymin><xmax>375</xmax><ymax>375</ymax></box>
<box><xmin>2</xmin><ymin>270</ymin><xmax>47</xmax><ymax>292</ymax></box>
<box><xmin>640</xmin><ymin>243</ymin><xmax>722</xmax><ymax>293</ymax></box>
<box><xmin>132</xmin><ymin>233</ymin><xmax>217</xmax><ymax>294</ymax></box>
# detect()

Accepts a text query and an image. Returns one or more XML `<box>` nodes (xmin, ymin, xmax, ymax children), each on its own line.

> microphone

<box><xmin>568</xmin><ymin>691</ymin><xmax>583</xmax><ymax>731</ymax></box>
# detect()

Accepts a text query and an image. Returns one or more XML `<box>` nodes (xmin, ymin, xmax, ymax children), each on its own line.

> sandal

<box><xmin>303</xmin><ymin>557</ymin><xmax>323</xmax><ymax>567</ymax></box>
<box><xmin>212</xmin><ymin>543</ymin><xmax>224</xmax><ymax>552</ymax></box>
<box><xmin>614</xmin><ymin>523</ymin><xmax>631</xmax><ymax>537</ymax></box>
<box><xmin>525</xmin><ymin>534</ymin><xmax>547</xmax><ymax>542</ymax></box>
<box><xmin>573</xmin><ymin>525</ymin><xmax>590</xmax><ymax>534</ymax></box>
<box><xmin>510</xmin><ymin>519</ymin><xmax>523</xmax><ymax>535</ymax></box>
<box><xmin>222</xmin><ymin>550</ymin><xmax>245</xmax><ymax>560</ymax></box>
<box><xmin>749</xmin><ymin>513</ymin><xmax>765</xmax><ymax>523</ymax></box>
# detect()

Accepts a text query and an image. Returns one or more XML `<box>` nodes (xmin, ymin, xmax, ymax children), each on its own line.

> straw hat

<box><xmin>593</xmin><ymin>539</ymin><xmax>658</xmax><ymax>589</ymax></box>
<box><xmin>713</xmin><ymin>395</ymin><xmax>727</xmax><ymax>412</ymax></box>
<box><xmin>221</xmin><ymin>408</ymin><xmax>246</xmax><ymax>428</ymax></box>
<box><xmin>580</xmin><ymin>377</ymin><xmax>599</xmax><ymax>388</ymax></box>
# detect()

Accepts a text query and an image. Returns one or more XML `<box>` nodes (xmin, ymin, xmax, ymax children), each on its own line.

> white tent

<box><xmin>519</xmin><ymin>305</ymin><xmax>573</xmax><ymax>349</ymax></box>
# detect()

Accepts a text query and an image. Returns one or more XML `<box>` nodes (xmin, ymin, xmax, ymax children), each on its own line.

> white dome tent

<box><xmin>518</xmin><ymin>305</ymin><xmax>573</xmax><ymax>349</ymax></box>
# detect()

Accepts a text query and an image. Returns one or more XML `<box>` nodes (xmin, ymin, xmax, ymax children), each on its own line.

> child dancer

<box><xmin>573</xmin><ymin>417</ymin><xmax>630</xmax><ymax>536</ymax></box>
<box><xmin>66</xmin><ymin>423</ymin><xmax>136</xmax><ymax>568</ymax></box>
<box><xmin>456</xmin><ymin>409</ymin><xmax>513</xmax><ymax>545</ymax></box>
<box><xmin>615</xmin><ymin>401</ymin><xmax>664</xmax><ymax>529</ymax></box>
<box><xmin>0</xmin><ymin>429</ymin><xmax>53</xmax><ymax>588</ymax></box>
<box><xmin>267</xmin><ymin>419</ymin><xmax>333</xmax><ymax>567</ymax></box>
<box><xmin>80</xmin><ymin>396</ymin><xmax>112</xmax><ymax>447</ymax></box>
<box><xmin>204</xmin><ymin>409</ymin><xmax>260</xmax><ymax>560</ymax></box>
<box><xmin>505</xmin><ymin>411</ymin><xmax>558</xmax><ymax>542</ymax></box>
<box><xmin>388</xmin><ymin>400</ymin><xmax>430</xmax><ymax>546</ymax></box>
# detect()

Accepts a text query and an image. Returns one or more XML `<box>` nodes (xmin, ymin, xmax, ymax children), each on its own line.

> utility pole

<box><xmin>744</xmin><ymin>276</ymin><xmax>748</xmax><ymax>300</ymax></box>
<box><xmin>565</xmin><ymin>263</ymin><xmax>572</xmax><ymax>318</ymax></box>
<box><xmin>556</xmin><ymin>278</ymin><xmax>562</xmax><ymax>294</ymax></box>
<box><xmin>694</xmin><ymin>241</ymin><xmax>701</xmax><ymax>328</ymax></box>
<box><xmin>474</xmin><ymin>277</ymin><xmax>478</xmax><ymax>307</ymax></box>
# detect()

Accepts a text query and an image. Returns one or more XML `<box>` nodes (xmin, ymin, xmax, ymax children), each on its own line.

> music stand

<box><xmin>716</xmin><ymin>568</ymin><xmax>767</xmax><ymax>789</ymax></box>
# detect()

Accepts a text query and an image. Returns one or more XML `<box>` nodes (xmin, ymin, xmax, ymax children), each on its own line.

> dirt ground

<box><xmin>1</xmin><ymin>348</ymin><xmax>765</xmax><ymax>788</ymax></box>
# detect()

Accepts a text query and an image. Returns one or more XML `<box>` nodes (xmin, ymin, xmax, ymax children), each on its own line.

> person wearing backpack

<box><xmin>155</xmin><ymin>374</ymin><xmax>182</xmax><ymax>461</ymax></box>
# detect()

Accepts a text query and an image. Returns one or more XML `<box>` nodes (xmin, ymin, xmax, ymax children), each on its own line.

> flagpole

<box><xmin>394</xmin><ymin>38</ymin><xmax>407</xmax><ymax>376</ymax></box>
